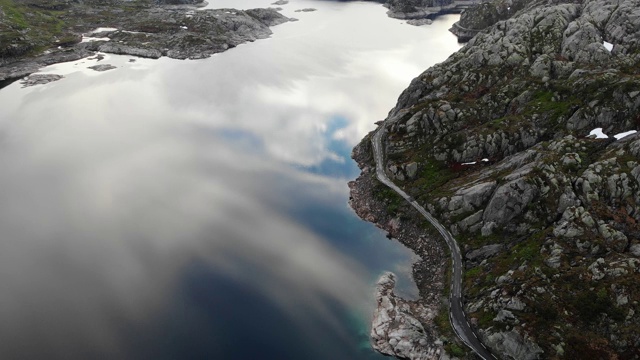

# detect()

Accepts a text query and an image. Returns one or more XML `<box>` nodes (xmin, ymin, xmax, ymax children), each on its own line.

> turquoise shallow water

<box><xmin>0</xmin><ymin>2</ymin><xmax>461</xmax><ymax>358</ymax></box>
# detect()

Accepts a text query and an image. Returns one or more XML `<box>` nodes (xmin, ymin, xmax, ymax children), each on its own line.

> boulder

<box><xmin>466</xmin><ymin>244</ymin><xmax>503</xmax><ymax>261</ymax></box>
<box><xmin>483</xmin><ymin>178</ymin><xmax>537</xmax><ymax>226</ymax></box>
<box><xmin>481</xmin><ymin>330</ymin><xmax>544</xmax><ymax>360</ymax></box>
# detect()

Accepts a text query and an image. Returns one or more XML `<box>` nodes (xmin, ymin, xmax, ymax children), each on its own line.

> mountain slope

<box><xmin>352</xmin><ymin>0</ymin><xmax>640</xmax><ymax>358</ymax></box>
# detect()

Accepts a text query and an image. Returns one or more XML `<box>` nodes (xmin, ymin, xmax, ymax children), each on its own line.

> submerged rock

<box><xmin>407</xmin><ymin>19</ymin><xmax>433</xmax><ymax>26</ymax></box>
<box><xmin>88</xmin><ymin>64</ymin><xmax>117</xmax><ymax>72</ymax></box>
<box><xmin>20</xmin><ymin>74</ymin><xmax>63</xmax><ymax>87</ymax></box>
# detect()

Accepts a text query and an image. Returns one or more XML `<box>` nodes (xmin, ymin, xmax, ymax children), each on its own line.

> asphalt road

<box><xmin>371</xmin><ymin>128</ymin><xmax>496</xmax><ymax>360</ymax></box>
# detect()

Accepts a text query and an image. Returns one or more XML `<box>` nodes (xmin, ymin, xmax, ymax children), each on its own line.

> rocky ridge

<box><xmin>351</xmin><ymin>0</ymin><xmax>640</xmax><ymax>358</ymax></box>
<box><xmin>0</xmin><ymin>0</ymin><xmax>290</xmax><ymax>83</ymax></box>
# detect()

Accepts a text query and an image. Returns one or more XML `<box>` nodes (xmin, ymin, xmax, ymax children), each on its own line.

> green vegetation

<box><xmin>446</xmin><ymin>342</ymin><xmax>467</xmax><ymax>357</ymax></box>
<box><xmin>465</xmin><ymin>266</ymin><xmax>482</xmax><ymax>279</ymax></box>
<box><xmin>373</xmin><ymin>183</ymin><xmax>405</xmax><ymax>215</ymax></box>
<box><xmin>411</xmin><ymin>157</ymin><xmax>457</xmax><ymax>200</ymax></box>
<box><xmin>573</xmin><ymin>288</ymin><xmax>625</xmax><ymax>323</ymax></box>
<box><xmin>0</xmin><ymin>0</ymin><xmax>28</xmax><ymax>29</ymax></box>
<box><xmin>434</xmin><ymin>305</ymin><xmax>452</xmax><ymax>335</ymax></box>
<box><xmin>476</xmin><ymin>309</ymin><xmax>496</xmax><ymax>328</ymax></box>
<box><xmin>0</xmin><ymin>0</ymin><xmax>166</xmax><ymax>61</ymax></box>
<box><xmin>435</xmin><ymin>304</ymin><xmax>468</xmax><ymax>358</ymax></box>
<box><xmin>529</xmin><ymin>89</ymin><xmax>578</xmax><ymax>119</ymax></box>
<box><xmin>0</xmin><ymin>0</ymin><xmax>73</xmax><ymax>57</ymax></box>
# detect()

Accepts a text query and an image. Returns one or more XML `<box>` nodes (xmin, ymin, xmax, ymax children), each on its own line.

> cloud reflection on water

<box><xmin>0</xmin><ymin>101</ymin><xmax>369</xmax><ymax>356</ymax></box>
<box><xmin>0</xmin><ymin>3</ymin><xmax>461</xmax><ymax>357</ymax></box>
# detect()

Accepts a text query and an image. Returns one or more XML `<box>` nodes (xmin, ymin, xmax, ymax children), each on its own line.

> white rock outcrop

<box><xmin>371</xmin><ymin>272</ymin><xmax>445</xmax><ymax>360</ymax></box>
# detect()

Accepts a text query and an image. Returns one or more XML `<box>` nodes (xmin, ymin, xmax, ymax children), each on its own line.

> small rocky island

<box><xmin>351</xmin><ymin>0</ymin><xmax>640</xmax><ymax>358</ymax></box>
<box><xmin>0</xmin><ymin>0</ymin><xmax>290</xmax><ymax>84</ymax></box>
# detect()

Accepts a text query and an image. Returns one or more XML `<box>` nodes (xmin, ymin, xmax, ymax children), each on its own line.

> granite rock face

<box><xmin>480</xmin><ymin>330</ymin><xmax>544</xmax><ymax>360</ymax></box>
<box><xmin>371</xmin><ymin>273</ymin><xmax>446</xmax><ymax>360</ymax></box>
<box><xmin>352</xmin><ymin>0</ymin><xmax>640</xmax><ymax>358</ymax></box>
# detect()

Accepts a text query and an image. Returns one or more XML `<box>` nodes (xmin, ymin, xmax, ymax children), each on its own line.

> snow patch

<box><xmin>462</xmin><ymin>161</ymin><xmax>477</xmax><ymax>165</ymax></box>
<box><xmin>589</xmin><ymin>128</ymin><xmax>637</xmax><ymax>140</ymax></box>
<box><xmin>81</xmin><ymin>36</ymin><xmax>110</xmax><ymax>43</ymax></box>
<box><xmin>90</xmin><ymin>27</ymin><xmax>118</xmax><ymax>34</ymax></box>
<box><xmin>614</xmin><ymin>130</ymin><xmax>637</xmax><ymax>140</ymax></box>
<box><xmin>589</xmin><ymin>128</ymin><xmax>608</xmax><ymax>139</ymax></box>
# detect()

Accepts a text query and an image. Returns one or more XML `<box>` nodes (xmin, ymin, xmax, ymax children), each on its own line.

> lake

<box><xmin>0</xmin><ymin>1</ymin><xmax>461</xmax><ymax>358</ymax></box>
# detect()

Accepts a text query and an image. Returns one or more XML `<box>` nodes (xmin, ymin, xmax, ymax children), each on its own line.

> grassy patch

<box><xmin>411</xmin><ymin>158</ymin><xmax>457</xmax><ymax>201</ymax></box>
<box><xmin>573</xmin><ymin>288</ymin><xmax>624</xmax><ymax>323</ymax></box>
<box><xmin>446</xmin><ymin>342</ymin><xmax>467</xmax><ymax>357</ymax></box>
<box><xmin>434</xmin><ymin>304</ymin><xmax>452</xmax><ymax>335</ymax></box>
<box><xmin>475</xmin><ymin>309</ymin><xmax>496</xmax><ymax>328</ymax></box>
<box><xmin>435</xmin><ymin>303</ymin><xmax>468</xmax><ymax>357</ymax></box>
<box><xmin>0</xmin><ymin>0</ymin><xmax>28</xmax><ymax>29</ymax></box>
<box><xmin>0</xmin><ymin>0</ymin><xmax>74</xmax><ymax>57</ymax></box>
<box><xmin>373</xmin><ymin>181</ymin><xmax>405</xmax><ymax>215</ymax></box>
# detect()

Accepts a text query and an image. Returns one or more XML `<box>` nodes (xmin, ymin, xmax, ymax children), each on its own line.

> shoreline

<box><xmin>0</xmin><ymin>3</ymin><xmax>290</xmax><ymax>86</ymax></box>
<box><xmin>386</xmin><ymin>0</ymin><xmax>477</xmax><ymax>21</ymax></box>
<box><xmin>348</xmin><ymin>132</ymin><xmax>458</xmax><ymax>358</ymax></box>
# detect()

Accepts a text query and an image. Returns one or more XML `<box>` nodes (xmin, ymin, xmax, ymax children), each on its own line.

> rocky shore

<box><xmin>385</xmin><ymin>0</ymin><xmax>479</xmax><ymax>22</ymax></box>
<box><xmin>0</xmin><ymin>0</ymin><xmax>290</xmax><ymax>84</ymax></box>
<box><xmin>371</xmin><ymin>272</ymin><xmax>448</xmax><ymax>360</ymax></box>
<box><xmin>349</xmin><ymin>136</ymin><xmax>466</xmax><ymax>359</ymax></box>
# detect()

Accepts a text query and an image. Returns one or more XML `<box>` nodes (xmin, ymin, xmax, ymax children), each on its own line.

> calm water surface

<box><xmin>0</xmin><ymin>1</ymin><xmax>461</xmax><ymax>358</ymax></box>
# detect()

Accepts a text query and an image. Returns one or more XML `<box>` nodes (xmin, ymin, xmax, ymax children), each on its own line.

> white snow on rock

<box><xmin>81</xmin><ymin>36</ymin><xmax>111</xmax><ymax>43</ymax></box>
<box><xmin>589</xmin><ymin>128</ymin><xmax>637</xmax><ymax>140</ymax></box>
<box><xmin>590</xmin><ymin>128</ymin><xmax>608</xmax><ymax>139</ymax></box>
<box><xmin>89</xmin><ymin>27</ymin><xmax>118</xmax><ymax>34</ymax></box>
<box><xmin>614</xmin><ymin>130</ymin><xmax>637</xmax><ymax>140</ymax></box>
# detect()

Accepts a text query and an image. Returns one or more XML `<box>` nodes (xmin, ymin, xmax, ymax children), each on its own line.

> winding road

<box><xmin>372</xmin><ymin>127</ymin><xmax>496</xmax><ymax>360</ymax></box>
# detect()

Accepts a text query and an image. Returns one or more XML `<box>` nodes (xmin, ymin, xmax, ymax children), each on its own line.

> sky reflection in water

<box><xmin>0</xmin><ymin>1</ymin><xmax>461</xmax><ymax>358</ymax></box>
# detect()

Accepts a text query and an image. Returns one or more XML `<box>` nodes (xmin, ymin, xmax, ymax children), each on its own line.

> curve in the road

<box><xmin>372</xmin><ymin>127</ymin><xmax>497</xmax><ymax>360</ymax></box>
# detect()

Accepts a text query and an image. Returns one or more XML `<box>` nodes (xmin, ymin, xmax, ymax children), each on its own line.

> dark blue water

<box><xmin>0</xmin><ymin>1</ymin><xmax>460</xmax><ymax>358</ymax></box>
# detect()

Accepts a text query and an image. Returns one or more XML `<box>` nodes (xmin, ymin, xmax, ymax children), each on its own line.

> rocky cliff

<box><xmin>352</xmin><ymin>0</ymin><xmax>640</xmax><ymax>358</ymax></box>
